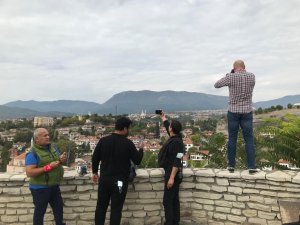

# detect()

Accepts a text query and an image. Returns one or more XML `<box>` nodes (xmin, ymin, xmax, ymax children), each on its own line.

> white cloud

<box><xmin>0</xmin><ymin>0</ymin><xmax>299</xmax><ymax>104</ymax></box>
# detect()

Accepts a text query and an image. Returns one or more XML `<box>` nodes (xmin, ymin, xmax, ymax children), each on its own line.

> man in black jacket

<box><xmin>158</xmin><ymin>112</ymin><xmax>184</xmax><ymax>225</ymax></box>
<box><xmin>92</xmin><ymin>117</ymin><xmax>144</xmax><ymax>225</ymax></box>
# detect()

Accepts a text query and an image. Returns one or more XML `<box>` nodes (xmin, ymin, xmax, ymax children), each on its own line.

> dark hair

<box><xmin>115</xmin><ymin>117</ymin><xmax>132</xmax><ymax>131</ymax></box>
<box><xmin>170</xmin><ymin>120</ymin><xmax>182</xmax><ymax>135</ymax></box>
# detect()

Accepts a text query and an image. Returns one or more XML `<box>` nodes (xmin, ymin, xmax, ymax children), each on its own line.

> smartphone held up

<box><xmin>155</xmin><ymin>109</ymin><xmax>162</xmax><ymax>115</ymax></box>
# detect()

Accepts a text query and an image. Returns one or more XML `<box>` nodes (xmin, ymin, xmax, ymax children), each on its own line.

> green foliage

<box><xmin>287</xmin><ymin>103</ymin><xmax>293</xmax><ymax>109</ymax></box>
<box><xmin>160</xmin><ymin>136</ymin><xmax>167</xmax><ymax>145</ymax></box>
<box><xmin>139</xmin><ymin>151</ymin><xmax>158</xmax><ymax>168</ymax></box>
<box><xmin>200</xmin><ymin>132</ymin><xmax>254</xmax><ymax>170</ymax></box>
<box><xmin>14</xmin><ymin>130</ymin><xmax>33</xmax><ymax>143</ymax></box>
<box><xmin>54</xmin><ymin>139</ymin><xmax>77</xmax><ymax>166</ymax></box>
<box><xmin>130</xmin><ymin>122</ymin><xmax>146</xmax><ymax>135</ymax></box>
<box><xmin>200</xmin><ymin>132</ymin><xmax>227</xmax><ymax>169</ymax></box>
<box><xmin>89</xmin><ymin>114</ymin><xmax>115</xmax><ymax>125</ymax></box>
<box><xmin>191</xmin><ymin>134</ymin><xmax>201</xmax><ymax>146</ymax></box>
<box><xmin>257</xmin><ymin>114</ymin><xmax>300</xmax><ymax>168</ymax></box>
<box><xmin>188</xmin><ymin>146</ymin><xmax>198</xmax><ymax>154</ymax></box>
<box><xmin>255</xmin><ymin>107</ymin><xmax>263</xmax><ymax>115</ymax></box>
<box><xmin>188</xmin><ymin>160</ymin><xmax>207</xmax><ymax>168</ymax></box>
<box><xmin>196</xmin><ymin>118</ymin><xmax>218</xmax><ymax>132</ymax></box>
<box><xmin>0</xmin><ymin>119</ymin><xmax>33</xmax><ymax>130</ymax></box>
<box><xmin>0</xmin><ymin>142</ymin><xmax>12</xmax><ymax>172</ymax></box>
<box><xmin>59</xmin><ymin>116</ymin><xmax>85</xmax><ymax>127</ymax></box>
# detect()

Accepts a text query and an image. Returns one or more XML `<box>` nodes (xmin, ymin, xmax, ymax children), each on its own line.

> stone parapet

<box><xmin>0</xmin><ymin>168</ymin><xmax>300</xmax><ymax>225</ymax></box>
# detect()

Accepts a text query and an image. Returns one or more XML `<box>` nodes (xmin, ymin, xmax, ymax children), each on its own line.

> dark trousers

<box><xmin>227</xmin><ymin>111</ymin><xmax>255</xmax><ymax>169</ymax></box>
<box><xmin>163</xmin><ymin>178</ymin><xmax>180</xmax><ymax>225</ymax></box>
<box><xmin>95</xmin><ymin>176</ymin><xmax>128</xmax><ymax>225</ymax></box>
<box><xmin>30</xmin><ymin>185</ymin><xmax>65</xmax><ymax>225</ymax></box>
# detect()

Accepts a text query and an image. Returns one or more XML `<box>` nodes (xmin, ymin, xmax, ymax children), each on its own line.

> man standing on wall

<box><xmin>25</xmin><ymin>128</ymin><xmax>67</xmax><ymax>225</ymax></box>
<box><xmin>214</xmin><ymin>59</ymin><xmax>259</xmax><ymax>174</ymax></box>
<box><xmin>92</xmin><ymin>117</ymin><xmax>144</xmax><ymax>225</ymax></box>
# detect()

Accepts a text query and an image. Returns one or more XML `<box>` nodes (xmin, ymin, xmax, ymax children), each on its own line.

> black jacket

<box><xmin>92</xmin><ymin>133</ymin><xmax>143</xmax><ymax>180</ymax></box>
<box><xmin>159</xmin><ymin>120</ymin><xmax>184</xmax><ymax>177</ymax></box>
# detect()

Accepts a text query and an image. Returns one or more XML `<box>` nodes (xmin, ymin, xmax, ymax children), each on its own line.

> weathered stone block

<box><xmin>211</xmin><ymin>185</ymin><xmax>227</xmax><ymax>193</ymax></box>
<box><xmin>249</xmin><ymin>195</ymin><xmax>264</xmax><ymax>203</ymax></box>
<box><xmin>144</xmin><ymin>204</ymin><xmax>161</xmax><ymax>211</ymax></box>
<box><xmin>135</xmin><ymin>183</ymin><xmax>153</xmax><ymax>191</ymax></box>
<box><xmin>1</xmin><ymin>215</ymin><xmax>19</xmax><ymax>223</ymax></box>
<box><xmin>139</xmin><ymin>191</ymin><xmax>156</xmax><ymax>199</ymax></box>
<box><xmin>215</xmin><ymin>200</ymin><xmax>232</xmax><ymax>208</ymax></box>
<box><xmin>79</xmin><ymin>193</ymin><xmax>91</xmax><ymax>200</ymax></box>
<box><xmin>247</xmin><ymin>203</ymin><xmax>271</xmax><ymax>212</ymax></box>
<box><xmin>243</xmin><ymin>188</ymin><xmax>259</xmax><ymax>194</ymax></box>
<box><xmin>195</xmin><ymin>183</ymin><xmax>211</xmax><ymax>191</ymax></box>
<box><xmin>228</xmin><ymin>186</ymin><xmax>242</xmax><ymax>195</ymax></box>
<box><xmin>258</xmin><ymin>211</ymin><xmax>277</xmax><ymax>220</ymax></box>
<box><xmin>132</xmin><ymin>210</ymin><xmax>147</xmax><ymax>218</ymax></box>
<box><xmin>213</xmin><ymin>212</ymin><xmax>227</xmax><ymax>220</ymax></box>
<box><xmin>260</xmin><ymin>190</ymin><xmax>277</xmax><ymax>197</ymax></box>
<box><xmin>224</xmin><ymin>194</ymin><xmax>236</xmax><ymax>201</ymax></box>
<box><xmin>203</xmin><ymin>205</ymin><xmax>214</xmax><ymax>211</ymax></box>
<box><xmin>242</xmin><ymin>209</ymin><xmax>257</xmax><ymax>217</ymax></box>
<box><xmin>227</xmin><ymin>215</ymin><xmax>246</xmax><ymax>223</ymax></box>
<box><xmin>77</xmin><ymin>185</ymin><xmax>94</xmax><ymax>192</ymax></box>
<box><xmin>216</xmin><ymin>178</ymin><xmax>229</xmax><ymax>186</ymax></box>
<box><xmin>216</xmin><ymin>206</ymin><xmax>231</xmax><ymax>213</ymax></box>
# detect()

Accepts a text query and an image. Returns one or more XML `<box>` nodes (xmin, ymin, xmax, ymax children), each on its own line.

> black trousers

<box><xmin>163</xmin><ymin>178</ymin><xmax>180</xmax><ymax>225</ymax></box>
<box><xmin>95</xmin><ymin>176</ymin><xmax>128</xmax><ymax>225</ymax></box>
<box><xmin>30</xmin><ymin>185</ymin><xmax>65</xmax><ymax>225</ymax></box>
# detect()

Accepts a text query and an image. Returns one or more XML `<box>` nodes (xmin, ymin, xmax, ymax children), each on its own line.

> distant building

<box><xmin>293</xmin><ymin>103</ymin><xmax>300</xmax><ymax>108</ymax></box>
<box><xmin>6</xmin><ymin>152</ymin><xmax>26</xmax><ymax>173</ymax></box>
<box><xmin>183</xmin><ymin>138</ymin><xmax>194</xmax><ymax>152</ymax></box>
<box><xmin>33</xmin><ymin>117</ymin><xmax>54</xmax><ymax>127</ymax></box>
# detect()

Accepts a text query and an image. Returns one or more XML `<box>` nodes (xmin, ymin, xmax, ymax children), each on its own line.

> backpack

<box><xmin>128</xmin><ymin>161</ymin><xmax>136</xmax><ymax>183</ymax></box>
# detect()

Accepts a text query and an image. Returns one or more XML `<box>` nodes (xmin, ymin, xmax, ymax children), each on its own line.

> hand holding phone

<box><xmin>155</xmin><ymin>109</ymin><xmax>162</xmax><ymax>115</ymax></box>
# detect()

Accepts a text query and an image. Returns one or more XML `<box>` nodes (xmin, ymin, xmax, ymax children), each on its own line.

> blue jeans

<box><xmin>227</xmin><ymin>111</ymin><xmax>255</xmax><ymax>169</ymax></box>
<box><xmin>30</xmin><ymin>185</ymin><xmax>65</xmax><ymax>225</ymax></box>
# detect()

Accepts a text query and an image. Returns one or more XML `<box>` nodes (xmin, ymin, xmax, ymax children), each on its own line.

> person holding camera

<box><xmin>25</xmin><ymin>128</ymin><xmax>67</xmax><ymax>225</ymax></box>
<box><xmin>157</xmin><ymin>111</ymin><xmax>184</xmax><ymax>225</ymax></box>
<box><xmin>214</xmin><ymin>59</ymin><xmax>258</xmax><ymax>174</ymax></box>
<box><xmin>92</xmin><ymin>117</ymin><xmax>144</xmax><ymax>225</ymax></box>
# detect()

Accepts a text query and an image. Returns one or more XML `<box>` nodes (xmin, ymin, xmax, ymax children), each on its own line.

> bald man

<box><xmin>214</xmin><ymin>60</ymin><xmax>258</xmax><ymax>174</ymax></box>
<box><xmin>25</xmin><ymin>128</ymin><xmax>67</xmax><ymax>225</ymax></box>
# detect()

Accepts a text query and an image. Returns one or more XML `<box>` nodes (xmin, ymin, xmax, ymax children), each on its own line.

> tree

<box><xmin>140</xmin><ymin>151</ymin><xmax>158</xmax><ymax>168</ymax></box>
<box><xmin>0</xmin><ymin>142</ymin><xmax>13</xmax><ymax>172</ymax></box>
<box><xmin>55</xmin><ymin>140</ymin><xmax>77</xmax><ymax>166</ymax></box>
<box><xmin>257</xmin><ymin>114</ymin><xmax>300</xmax><ymax>168</ymax></box>
<box><xmin>255</xmin><ymin>107</ymin><xmax>263</xmax><ymax>114</ymax></box>
<box><xmin>188</xmin><ymin>160</ymin><xmax>207</xmax><ymax>168</ymax></box>
<box><xmin>14</xmin><ymin>130</ymin><xmax>33</xmax><ymax>143</ymax></box>
<box><xmin>287</xmin><ymin>103</ymin><xmax>293</xmax><ymax>109</ymax></box>
<box><xmin>187</xmin><ymin>146</ymin><xmax>198</xmax><ymax>154</ymax></box>
<box><xmin>196</xmin><ymin>119</ymin><xmax>218</xmax><ymax>132</ymax></box>
<box><xmin>200</xmin><ymin>132</ymin><xmax>227</xmax><ymax>169</ymax></box>
<box><xmin>191</xmin><ymin>134</ymin><xmax>201</xmax><ymax>146</ymax></box>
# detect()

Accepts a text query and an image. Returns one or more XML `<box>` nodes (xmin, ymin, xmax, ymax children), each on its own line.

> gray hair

<box><xmin>33</xmin><ymin>128</ymin><xmax>42</xmax><ymax>142</ymax></box>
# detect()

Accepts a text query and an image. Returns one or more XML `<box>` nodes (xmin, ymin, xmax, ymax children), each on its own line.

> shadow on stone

<box><xmin>279</xmin><ymin>200</ymin><xmax>300</xmax><ymax>224</ymax></box>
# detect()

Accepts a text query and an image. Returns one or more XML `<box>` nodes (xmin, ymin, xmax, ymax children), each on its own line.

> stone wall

<box><xmin>1</xmin><ymin>168</ymin><xmax>300</xmax><ymax>225</ymax></box>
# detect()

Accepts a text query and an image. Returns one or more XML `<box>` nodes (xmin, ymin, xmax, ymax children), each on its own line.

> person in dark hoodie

<box><xmin>158</xmin><ymin>112</ymin><xmax>184</xmax><ymax>225</ymax></box>
<box><xmin>92</xmin><ymin>117</ymin><xmax>144</xmax><ymax>225</ymax></box>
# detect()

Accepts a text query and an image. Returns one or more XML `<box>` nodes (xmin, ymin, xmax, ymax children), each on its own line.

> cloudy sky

<box><xmin>0</xmin><ymin>0</ymin><xmax>299</xmax><ymax>105</ymax></box>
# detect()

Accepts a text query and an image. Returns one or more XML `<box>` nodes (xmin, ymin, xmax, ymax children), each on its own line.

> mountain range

<box><xmin>1</xmin><ymin>90</ymin><xmax>300</xmax><ymax>120</ymax></box>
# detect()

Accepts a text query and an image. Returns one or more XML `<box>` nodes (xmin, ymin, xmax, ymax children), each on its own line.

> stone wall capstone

<box><xmin>1</xmin><ymin>168</ymin><xmax>300</xmax><ymax>225</ymax></box>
